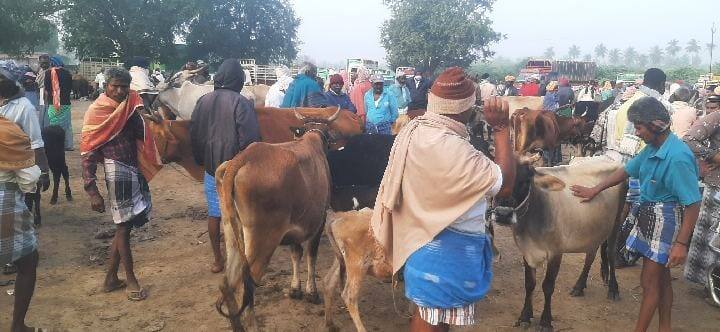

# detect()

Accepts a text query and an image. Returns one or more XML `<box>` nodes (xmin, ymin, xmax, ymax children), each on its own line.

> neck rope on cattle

<box><xmin>304</xmin><ymin>126</ymin><xmax>330</xmax><ymax>145</ymax></box>
<box><xmin>514</xmin><ymin>184</ymin><xmax>532</xmax><ymax>219</ymax></box>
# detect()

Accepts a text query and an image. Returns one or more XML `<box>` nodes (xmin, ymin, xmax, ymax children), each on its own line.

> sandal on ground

<box><xmin>103</xmin><ymin>280</ymin><xmax>127</xmax><ymax>293</ymax></box>
<box><xmin>127</xmin><ymin>288</ymin><xmax>148</xmax><ymax>301</ymax></box>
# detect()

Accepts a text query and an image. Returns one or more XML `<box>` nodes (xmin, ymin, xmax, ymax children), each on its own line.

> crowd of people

<box><xmin>1</xmin><ymin>52</ymin><xmax>720</xmax><ymax>332</ymax></box>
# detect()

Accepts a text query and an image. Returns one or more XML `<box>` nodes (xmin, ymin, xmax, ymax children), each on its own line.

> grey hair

<box><xmin>104</xmin><ymin>67</ymin><xmax>131</xmax><ymax>83</ymax></box>
<box><xmin>299</xmin><ymin>62</ymin><xmax>317</xmax><ymax>76</ymax></box>
<box><xmin>672</xmin><ymin>86</ymin><xmax>691</xmax><ymax>103</ymax></box>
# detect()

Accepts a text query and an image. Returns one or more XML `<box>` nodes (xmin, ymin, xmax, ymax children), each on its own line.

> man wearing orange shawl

<box><xmin>370</xmin><ymin>68</ymin><xmax>516</xmax><ymax>330</ymax></box>
<box><xmin>349</xmin><ymin>66</ymin><xmax>372</xmax><ymax>121</ymax></box>
<box><xmin>80</xmin><ymin>67</ymin><xmax>161</xmax><ymax>301</ymax></box>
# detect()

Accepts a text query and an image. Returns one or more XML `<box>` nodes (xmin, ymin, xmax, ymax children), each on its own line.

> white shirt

<box><xmin>449</xmin><ymin>163</ymin><xmax>503</xmax><ymax>234</ymax></box>
<box><xmin>95</xmin><ymin>73</ymin><xmax>106</xmax><ymax>86</ymax></box>
<box><xmin>0</xmin><ymin>166</ymin><xmax>41</xmax><ymax>193</ymax></box>
<box><xmin>129</xmin><ymin>66</ymin><xmax>156</xmax><ymax>92</ymax></box>
<box><xmin>0</xmin><ymin>97</ymin><xmax>43</xmax><ymax>149</ymax></box>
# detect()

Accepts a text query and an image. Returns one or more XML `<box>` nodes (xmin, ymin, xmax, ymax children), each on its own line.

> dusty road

<box><xmin>1</xmin><ymin>100</ymin><xmax>718</xmax><ymax>331</ymax></box>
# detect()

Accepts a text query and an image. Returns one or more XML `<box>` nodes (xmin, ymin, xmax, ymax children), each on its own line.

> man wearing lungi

<box><xmin>81</xmin><ymin>67</ymin><xmax>162</xmax><ymax>301</ymax></box>
<box><xmin>371</xmin><ymin>68</ymin><xmax>517</xmax><ymax>331</ymax></box>
<box><xmin>572</xmin><ymin>96</ymin><xmax>702</xmax><ymax>332</ymax></box>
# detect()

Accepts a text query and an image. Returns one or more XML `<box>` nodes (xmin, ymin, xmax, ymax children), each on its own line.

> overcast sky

<box><xmin>292</xmin><ymin>0</ymin><xmax>719</xmax><ymax>65</ymax></box>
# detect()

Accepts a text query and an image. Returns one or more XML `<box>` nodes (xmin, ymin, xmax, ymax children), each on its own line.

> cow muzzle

<box><xmin>490</xmin><ymin>206</ymin><xmax>517</xmax><ymax>226</ymax></box>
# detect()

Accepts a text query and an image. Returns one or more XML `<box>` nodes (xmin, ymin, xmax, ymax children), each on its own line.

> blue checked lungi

<box><xmin>365</xmin><ymin>121</ymin><xmax>393</xmax><ymax>135</ymax></box>
<box><xmin>626</xmin><ymin>201</ymin><xmax>682</xmax><ymax>265</ymax></box>
<box><xmin>103</xmin><ymin>159</ymin><xmax>151</xmax><ymax>227</ymax></box>
<box><xmin>204</xmin><ymin>172</ymin><xmax>221</xmax><ymax>218</ymax></box>
<box><xmin>685</xmin><ymin>185</ymin><xmax>720</xmax><ymax>284</ymax></box>
<box><xmin>0</xmin><ymin>182</ymin><xmax>38</xmax><ymax>265</ymax></box>
<box><xmin>404</xmin><ymin>228</ymin><xmax>493</xmax><ymax>325</ymax></box>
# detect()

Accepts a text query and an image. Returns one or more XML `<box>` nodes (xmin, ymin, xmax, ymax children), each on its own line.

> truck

<box><xmin>518</xmin><ymin>59</ymin><xmax>597</xmax><ymax>84</ymax></box>
<box><xmin>346</xmin><ymin>58</ymin><xmax>379</xmax><ymax>78</ymax></box>
<box><xmin>616</xmin><ymin>73</ymin><xmax>644</xmax><ymax>86</ymax></box>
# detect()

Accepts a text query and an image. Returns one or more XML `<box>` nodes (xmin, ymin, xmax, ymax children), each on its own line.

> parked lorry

<box><xmin>518</xmin><ymin>59</ymin><xmax>597</xmax><ymax>84</ymax></box>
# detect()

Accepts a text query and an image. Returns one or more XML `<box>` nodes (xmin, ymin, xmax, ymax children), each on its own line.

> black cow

<box><xmin>25</xmin><ymin>125</ymin><xmax>72</xmax><ymax>225</ymax></box>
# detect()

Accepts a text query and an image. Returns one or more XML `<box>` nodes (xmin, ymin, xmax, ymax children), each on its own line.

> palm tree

<box><xmin>637</xmin><ymin>54</ymin><xmax>649</xmax><ymax>68</ymax></box>
<box><xmin>568</xmin><ymin>45</ymin><xmax>581</xmax><ymax>60</ymax></box>
<box><xmin>649</xmin><ymin>45</ymin><xmax>664</xmax><ymax>65</ymax></box>
<box><xmin>686</xmin><ymin>39</ymin><xmax>701</xmax><ymax>55</ymax></box>
<box><xmin>594</xmin><ymin>43</ymin><xmax>607</xmax><ymax>61</ymax></box>
<box><xmin>609</xmin><ymin>48</ymin><xmax>622</xmax><ymax>64</ymax></box>
<box><xmin>624</xmin><ymin>47</ymin><xmax>638</xmax><ymax>67</ymax></box>
<box><xmin>543</xmin><ymin>47</ymin><xmax>555</xmax><ymax>59</ymax></box>
<box><xmin>666</xmin><ymin>39</ymin><xmax>681</xmax><ymax>58</ymax></box>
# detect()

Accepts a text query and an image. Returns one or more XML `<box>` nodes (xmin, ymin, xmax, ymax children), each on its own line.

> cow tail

<box><xmin>324</xmin><ymin>217</ymin><xmax>347</xmax><ymax>287</ymax></box>
<box><xmin>215</xmin><ymin>157</ymin><xmax>255</xmax><ymax>324</ymax></box>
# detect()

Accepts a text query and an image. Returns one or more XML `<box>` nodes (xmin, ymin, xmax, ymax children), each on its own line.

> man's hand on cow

<box><xmin>483</xmin><ymin>97</ymin><xmax>510</xmax><ymax>130</ymax></box>
<box><xmin>666</xmin><ymin>243</ymin><xmax>688</xmax><ymax>268</ymax></box>
<box><xmin>90</xmin><ymin>194</ymin><xmax>106</xmax><ymax>213</ymax></box>
<box><xmin>570</xmin><ymin>185</ymin><xmax>599</xmax><ymax>202</ymax></box>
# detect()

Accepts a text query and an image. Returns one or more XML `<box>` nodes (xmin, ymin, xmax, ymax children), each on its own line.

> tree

<box><xmin>623</xmin><ymin>47</ymin><xmax>637</xmax><ymax>67</ymax></box>
<box><xmin>0</xmin><ymin>0</ymin><xmax>60</xmax><ymax>56</ymax></box>
<box><xmin>686</xmin><ymin>39</ymin><xmax>701</xmax><ymax>55</ymax></box>
<box><xmin>637</xmin><ymin>54</ymin><xmax>649</xmax><ymax>68</ymax></box>
<box><xmin>380</xmin><ymin>0</ymin><xmax>502</xmax><ymax>74</ymax></box>
<box><xmin>61</xmin><ymin>0</ymin><xmax>191</xmax><ymax>61</ymax></box>
<box><xmin>543</xmin><ymin>47</ymin><xmax>555</xmax><ymax>59</ymax></box>
<box><xmin>666</xmin><ymin>39</ymin><xmax>681</xmax><ymax>58</ymax></box>
<box><xmin>594</xmin><ymin>44</ymin><xmax>607</xmax><ymax>61</ymax></box>
<box><xmin>567</xmin><ymin>45</ymin><xmax>581</xmax><ymax>60</ymax></box>
<box><xmin>185</xmin><ymin>0</ymin><xmax>301</xmax><ymax>64</ymax></box>
<box><xmin>608</xmin><ymin>49</ymin><xmax>622</xmax><ymax>64</ymax></box>
<box><xmin>649</xmin><ymin>45</ymin><xmax>664</xmax><ymax>65</ymax></box>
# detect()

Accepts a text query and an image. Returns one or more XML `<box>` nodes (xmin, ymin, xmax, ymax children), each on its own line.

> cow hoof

<box><xmin>325</xmin><ymin>323</ymin><xmax>340</xmax><ymax>332</ymax></box>
<box><xmin>607</xmin><ymin>291</ymin><xmax>621</xmax><ymax>302</ymax></box>
<box><xmin>49</xmin><ymin>198</ymin><xmax>58</xmax><ymax>205</ymax></box>
<box><xmin>288</xmin><ymin>288</ymin><xmax>303</xmax><ymax>300</ymax></box>
<box><xmin>570</xmin><ymin>287</ymin><xmax>585</xmax><ymax>297</ymax></box>
<box><xmin>514</xmin><ymin>319</ymin><xmax>531</xmax><ymax>329</ymax></box>
<box><xmin>305</xmin><ymin>292</ymin><xmax>322</xmax><ymax>304</ymax></box>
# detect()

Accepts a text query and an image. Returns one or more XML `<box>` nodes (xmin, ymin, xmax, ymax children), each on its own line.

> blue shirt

<box><xmin>324</xmin><ymin>91</ymin><xmax>357</xmax><ymax>113</ymax></box>
<box><xmin>389</xmin><ymin>83</ymin><xmax>411</xmax><ymax>110</ymax></box>
<box><xmin>281</xmin><ymin>74</ymin><xmax>321</xmax><ymax>108</ymax></box>
<box><xmin>364</xmin><ymin>88</ymin><xmax>399</xmax><ymax>125</ymax></box>
<box><xmin>624</xmin><ymin>133</ymin><xmax>702</xmax><ymax>206</ymax></box>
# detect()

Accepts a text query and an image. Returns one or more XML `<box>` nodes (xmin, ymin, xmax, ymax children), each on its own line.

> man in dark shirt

<box><xmin>324</xmin><ymin>74</ymin><xmax>357</xmax><ymax>113</ymax></box>
<box><xmin>190</xmin><ymin>58</ymin><xmax>261</xmax><ymax>273</ymax></box>
<box><xmin>44</xmin><ymin>56</ymin><xmax>74</xmax><ymax>150</ymax></box>
<box><xmin>407</xmin><ymin>70</ymin><xmax>432</xmax><ymax>110</ymax></box>
<box><xmin>81</xmin><ymin>67</ymin><xmax>158</xmax><ymax>301</ymax></box>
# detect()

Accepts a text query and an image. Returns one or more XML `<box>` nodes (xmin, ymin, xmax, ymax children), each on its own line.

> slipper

<box><xmin>103</xmin><ymin>280</ymin><xmax>127</xmax><ymax>293</ymax></box>
<box><xmin>0</xmin><ymin>279</ymin><xmax>14</xmax><ymax>286</ymax></box>
<box><xmin>127</xmin><ymin>288</ymin><xmax>148</xmax><ymax>301</ymax></box>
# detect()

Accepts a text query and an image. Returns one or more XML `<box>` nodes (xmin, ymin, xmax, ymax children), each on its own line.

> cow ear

<box><xmin>534</xmin><ymin>174</ymin><xmax>566</xmax><ymax>191</ymax></box>
<box><xmin>290</xmin><ymin>127</ymin><xmax>306</xmax><ymax>138</ymax></box>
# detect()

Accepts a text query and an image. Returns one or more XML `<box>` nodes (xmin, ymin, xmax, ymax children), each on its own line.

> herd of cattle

<box><xmin>135</xmin><ymin>74</ymin><xmax>626</xmax><ymax>331</ymax></box>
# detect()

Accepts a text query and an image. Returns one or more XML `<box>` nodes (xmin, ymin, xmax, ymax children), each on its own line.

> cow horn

<box><xmin>327</xmin><ymin>106</ymin><xmax>342</xmax><ymax>122</ymax></box>
<box><xmin>293</xmin><ymin>108</ymin><xmax>306</xmax><ymax>121</ymax></box>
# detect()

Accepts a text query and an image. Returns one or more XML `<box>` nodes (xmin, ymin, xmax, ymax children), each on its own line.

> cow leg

<box><xmin>341</xmin><ymin>258</ymin><xmax>368</xmax><ymax>332</ymax></box>
<box><xmin>63</xmin><ymin>165</ymin><xmax>73</xmax><ymax>201</ymax></box>
<box><xmin>600</xmin><ymin>241</ymin><xmax>609</xmax><ymax>284</ymax></box>
<box><xmin>288</xmin><ymin>244</ymin><xmax>303</xmax><ymax>300</ymax></box>
<box><xmin>570</xmin><ymin>247</ymin><xmax>598</xmax><ymax>297</ymax></box>
<box><xmin>515</xmin><ymin>259</ymin><xmax>536</xmax><ymax>328</ymax></box>
<box><xmin>304</xmin><ymin>224</ymin><xmax>324</xmax><ymax>304</ymax></box>
<box><xmin>605</xmin><ymin>215</ymin><xmax>622</xmax><ymax>301</ymax></box>
<box><xmin>323</xmin><ymin>259</ymin><xmax>342</xmax><ymax>332</ymax></box>
<box><xmin>49</xmin><ymin>170</ymin><xmax>60</xmax><ymax>205</ymax></box>
<box><xmin>539</xmin><ymin>255</ymin><xmax>563</xmax><ymax>332</ymax></box>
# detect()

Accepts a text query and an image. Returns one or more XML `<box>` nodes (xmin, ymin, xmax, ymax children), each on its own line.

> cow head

<box><xmin>290</xmin><ymin>106</ymin><xmax>343</xmax><ymax>147</ymax></box>
<box><xmin>512</xmin><ymin>108</ymin><xmax>560</xmax><ymax>154</ymax></box>
<box><xmin>141</xmin><ymin>108</ymin><xmax>184</xmax><ymax>164</ymax></box>
<box><xmin>491</xmin><ymin>153</ymin><xmax>565</xmax><ymax>226</ymax></box>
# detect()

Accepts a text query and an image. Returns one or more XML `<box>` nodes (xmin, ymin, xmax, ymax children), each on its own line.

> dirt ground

<box><xmin>1</xmin><ymin>100</ymin><xmax>719</xmax><ymax>331</ymax></box>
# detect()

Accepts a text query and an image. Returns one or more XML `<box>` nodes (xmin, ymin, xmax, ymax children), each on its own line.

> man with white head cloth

<box><xmin>265</xmin><ymin>65</ymin><xmax>293</xmax><ymax>107</ymax></box>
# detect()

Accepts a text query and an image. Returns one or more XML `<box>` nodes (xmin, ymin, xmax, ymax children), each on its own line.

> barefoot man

<box><xmin>80</xmin><ymin>67</ymin><xmax>162</xmax><ymax>301</ymax></box>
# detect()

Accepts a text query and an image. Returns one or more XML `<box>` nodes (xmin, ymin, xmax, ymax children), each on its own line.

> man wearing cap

<box><xmin>364</xmin><ymin>75</ymin><xmax>398</xmax><ymax>134</ymax></box>
<box><xmin>324</xmin><ymin>74</ymin><xmax>356</xmax><ymax>113</ymax></box>
<box><xmin>281</xmin><ymin>62</ymin><xmax>321</xmax><ymax>108</ymax></box>
<box><xmin>556</xmin><ymin>77</ymin><xmax>575</xmax><ymax>117</ymax></box>
<box><xmin>572</xmin><ymin>96</ymin><xmax>701</xmax><ymax>332</ymax></box>
<box><xmin>372</xmin><ymin>67</ymin><xmax>516</xmax><ymax>330</ymax></box>
<box><xmin>389</xmin><ymin>73</ymin><xmax>411</xmax><ymax>114</ymax></box>
<box><xmin>500</xmin><ymin>75</ymin><xmax>519</xmax><ymax>96</ymax></box>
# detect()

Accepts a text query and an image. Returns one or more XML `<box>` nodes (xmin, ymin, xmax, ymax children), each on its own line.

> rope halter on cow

<box><xmin>292</xmin><ymin>106</ymin><xmax>342</xmax><ymax>145</ymax></box>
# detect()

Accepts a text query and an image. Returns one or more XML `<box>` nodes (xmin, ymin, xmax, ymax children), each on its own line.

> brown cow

<box><xmin>143</xmin><ymin>106</ymin><xmax>364</xmax><ymax>181</ymax></box>
<box><xmin>214</xmin><ymin>109</ymin><xmax>340</xmax><ymax>331</ymax></box>
<box><xmin>512</xmin><ymin>108</ymin><xmax>586</xmax><ymax>155</ymax></box>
